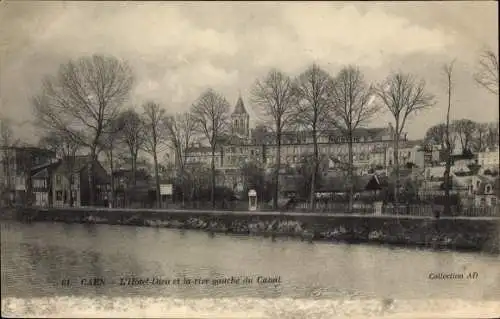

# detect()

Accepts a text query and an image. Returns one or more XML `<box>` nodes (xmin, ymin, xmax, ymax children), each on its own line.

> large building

<box><xmin>184</xmin><ymin>96</ymin><xmax>426</xmax><ymax>191</ymax></box>
<box><xmin>0</xmin><ymin>146</ymin><xmax>56</xmax><ymax>204</ymax></box>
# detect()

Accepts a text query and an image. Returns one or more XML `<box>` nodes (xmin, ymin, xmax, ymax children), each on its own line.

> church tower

<box><xmin>231</xmin><ymin>95</ymin><xmax>250</xmax><ymax>140</ymax></box>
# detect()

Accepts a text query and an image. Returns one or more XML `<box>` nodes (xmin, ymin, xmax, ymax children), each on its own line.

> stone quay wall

<box><xmin>7</xmin><ymin>207</ymin><xmax>500</xmax><ymax>254</ymax></box>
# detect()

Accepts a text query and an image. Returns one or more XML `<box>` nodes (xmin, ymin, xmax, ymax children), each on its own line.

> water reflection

<box><xmin>1</xmin><ymin>221</ymin><xmax>499</xmax><ymax>299</ymax></box>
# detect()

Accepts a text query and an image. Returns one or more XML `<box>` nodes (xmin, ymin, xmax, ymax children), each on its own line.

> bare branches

<box><xmin>375</xmin><ymin>71</ymin><xmax>434</xmax><ymax>205</ymax></box>
<box><xmin>142</xmin><ymin>101</ymin><xmax>168</xmax><ymax>155</ymax></box>
<box><xmin>292</xmin><ymin>64</ymin><xmax>332</xmax><ymax>210</ymax></box>
<box><xmin>375</xmin><ymin>72</ymin><xmax>435</xmax><ymax>138</ymax></box>
<box><xmin>116</xmin><ymin>109</ymin><xmax>145</xmax><ymax>185</ymax></box>
<box><xmin>39</xmin><ymin>130</ymin><xmax>81</xmax><ymax>159</ymax></box>
<box><xmin>250</xmin><ymin>69</ymin><xmax>297</xmax><ymax>209</ymax></box>
<box><xmin>326</xmin><ymin>65</ymin><xmax>378</xmax><ymax>212</ymax></box>
<box><xmin>328</xmin><ymin>65</ymin><xmax>379</xmax><ymax>135</ymax></box>
<box><xmin>165</xmin><ymin>112</ymin><xmax>197</xmax><ymax>171</ymax></box>
<box><xmin>190</xmin><ymin>89</ymin><xmax>230</xmax><ymax>149</ymax></box>
<box><xmin>293</xmin><ymin>64</ymin><xmax>331</xmax><ymax>132</ymax></box>
<box><xmin>32</xmin><ymin>54</ymin><xmax>134</xmax><ymax>154</ymax></box>
<box><xmin>0</xmin><ymin>117</ymin><xmax>18</xmax><ymax>147</ymax></box>
<box><xmin>190</xmin><ymin>89</ymin><xmax>230</xmax><ymax>208</ymax></box>
<box><xmin>250</xmin><ymin>69</ymin><xmax>297</xmax><ymax>135</ymax></box>
<box><xmin>474</xmin><ymin>49</ymin><xmax>499</xmax><ymax>95</ymax></box>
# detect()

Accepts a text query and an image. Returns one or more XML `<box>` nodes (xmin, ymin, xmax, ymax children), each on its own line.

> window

<box><xmin>56</xmin><ymin>191</ymin><xmax>63</xmax><ymax>201</ymax></box>
<box><xmin>491</xmin><ymin>197</ymin><xmax>497</xmax><ymax>206</ymax></box>
<box><xmin>485</xmin><ymin>185</ymin><xmax>492</xmax><ymax>194</ymax></box>
<box><xmin>55</xmin><ymin>175</ymin><xmax>61</xmax><ymax>186</ymax></box>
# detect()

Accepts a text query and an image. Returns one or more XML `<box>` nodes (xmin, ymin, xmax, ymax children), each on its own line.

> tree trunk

<box><xmin>443</xmin><ymin>71</ymin><xmax>453</xmax><ymax>217</ymax></box>
<box><xmin>274</xmin><ymin>131</ymin><xmax>281</xmax><ymax>210</ymax></box>
<box><xmin>109</xmin><ymin>150</ymin><xmax>114</xmax><ymax>208</ymax></box>
<box><xmin>310</xmin><ymin>128</ymin><xmax>318</xmax><ymax>212</ymax></box>
<box><xmin>132</xmin><ymin>154</ymin><xmax>137</xmax><ymax>186</ymax></box>
<box><xmin>88</xmin><ymin>148</ymin><xmax>96</xmax><ymax>206</ymax></box>
<box><xmin>211</xmin><ymin>147</ymin><xmax>216</xmax><ymax>209</ymax></box>
<box><xmin>393</xmin><ymin>122</ymin><xmax>400</xmax><ymax>208</ymax></box>
<box><xmin>24</xmin><ymin>152</ymin><xmax>33</xmax><ymax>207</ymax></box>
<box><xmin>153</xmin><ymin>148</ymin><xmax>161</xmax><ymax>208</ymax></box>
<box><xmin>348</xmin><ymin>132</ymin><xmax>354</xmax><ymax>213</ymax></box>
<box><xmin>68</xmin><ymin>175</ymin><xmax>74</xmax><ymax>207</ymax></box>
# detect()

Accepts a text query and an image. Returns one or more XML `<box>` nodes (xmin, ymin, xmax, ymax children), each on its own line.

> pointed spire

<box><xmin>233</xmin><ymin>94</ymin><xmax>247</xmax><ymax>115</ymax></box>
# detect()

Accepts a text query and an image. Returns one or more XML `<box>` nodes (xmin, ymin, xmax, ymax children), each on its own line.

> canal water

<box><xmin>2</xmin><ymin>220</ymin><xmax>500</xmax><ymax>318</ymax></box>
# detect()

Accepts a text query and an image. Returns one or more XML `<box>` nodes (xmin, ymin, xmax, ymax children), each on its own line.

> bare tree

<box><xmin>190</xmin><ymin>89</ymin><xmax>230</xmax><ymax>208</ymax></box>
<box><xmin>292</xmin><ymin>64</ymin><xmax>331</xmax><ymax>211</ymax></box>
<box><xmin>443</xmin><ymin>60</ymin><xmax>456</xmax><ymax>217</ymax></box>
<box><xmin>39</xmin><ymin>130</ymin><xmax>81</xmax><ymax>207</ymax></box>
<box><xmin>164</xmin><ymin>112</ymin><xmax>197</xmax><ymax>205</ymax></box>
<box><xmin>117</xmin><ymin>109</ymin><xmax>145</xmax><ymax>188</ymax></box>
<box><xmin>328</xmin><ymin>66</ymin><xmax>379</xmax><ymax>213</ymax></box>
<box><xmin>251</xmin><ymin>69</ymin><xmax>297</xmax><ymax>210</ymax></box>
<box><xmin>375</xmin><ymin>72</ymin><xmax>435</xmax><ymax>206</ymax></box>
<box><xmin>474</xmin><ymin>49</ymin><xmax>499</xmax><ymax>95</ymax></box>
<box><xmin>142</xmin><ymin>101</ymin><xmax>168</xmax><ymax>208</ymax></box>
<box><xmin>453</xmin><ymin>119</ymin><xmax>477</xmax><ymax>153</ymax></box>
<box><xmin>32</xmin><ymin>54</ymin><xmax>134</xmax><ymax>206</ymax></box>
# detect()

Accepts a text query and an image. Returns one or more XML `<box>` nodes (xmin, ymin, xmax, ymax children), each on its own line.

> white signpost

<box><xmin>248</xmin><ymin>189</ymin><xmax>257</xmax><ymax>211</ymax></box>
<box><xmin>160</xmin><ymin>184</ymin><xmax>173</xmax><ymax>195</ymax></box>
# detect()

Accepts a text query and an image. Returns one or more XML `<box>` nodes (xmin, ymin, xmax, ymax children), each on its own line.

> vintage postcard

<box><xmin>1</xmin><ymin>1</ymin><xmax>499</xmax><ymax>318</ymax></box>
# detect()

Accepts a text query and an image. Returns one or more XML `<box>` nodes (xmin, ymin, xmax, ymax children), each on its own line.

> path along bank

<box><xmin>4</xmin><ymin>207</ymin><xmax>500</xmax><ymax>254</ymax></box>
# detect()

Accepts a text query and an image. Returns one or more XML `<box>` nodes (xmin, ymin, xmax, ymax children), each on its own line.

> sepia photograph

<box><xmin>1</xmin><ymin>1</ymin><xmax>499</xmax><ymax>318</ymax></box>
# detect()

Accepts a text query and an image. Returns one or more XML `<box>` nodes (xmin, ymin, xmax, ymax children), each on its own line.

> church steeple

<box><xmin>233</xmin><ymin>93</ymin><xmax>247</xmax><ymax>115</ymax></box>
<box><xmin>231</xmin><ymin>94</ymin><xmax>250</xmax><ymax>140</ymax></box>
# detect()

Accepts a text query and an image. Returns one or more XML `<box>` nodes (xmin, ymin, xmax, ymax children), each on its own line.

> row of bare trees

<box><xmin>251</xmin><ymin>65</ymin><xmax>435</xmax><ymax>211</ymax></box>
<box><xmin>425</xmin><ymin>119</ymin><xmax>499</xmax><ymax>153</ymax></box>
<box><xmin>29</xmin><ymin>48</ymin><xmax>498</xmax><ymax>211</ymax></box>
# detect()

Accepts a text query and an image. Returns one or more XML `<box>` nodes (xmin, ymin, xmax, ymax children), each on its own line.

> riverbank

<box><xmin>3</xmin><ymin>206</ymin><xmax>500</xmax><ymax>254</ymax></box>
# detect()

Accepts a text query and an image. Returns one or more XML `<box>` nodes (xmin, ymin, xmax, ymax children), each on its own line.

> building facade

<box><xmin>183</xmin><ymin>96</ymin><xmax>424</xmax><ymax>191</ymax></box>
<box><xmin>0</xmin><ymin>146</ymin><xmax>56</xmax><ymax>205</ymax></box>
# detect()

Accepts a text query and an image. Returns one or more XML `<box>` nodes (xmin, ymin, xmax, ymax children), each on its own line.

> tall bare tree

<box><xmin>32</xmin><ymin>54</ymin><xmax>134</xmax><ymax>206</ymax></box>
<box><xmin>164</xmin><ymin>112</ymin><xmax>197</xmax><ymax>205</ymax></box>
<box><xmin>142</xmin><ymin>101</ymin><xmax>168</xmax><ymax>208</ymax></box>
<box><xmin>328</xmin><ymin>66</ymin><xmax>379</xmax><ymax>213</ymax></box>
<box><xmin>375</xmin><ymin>72</ymin><xmax>435</xmax><ymax>206</ymax></box>
<box><xmin>474</xmin><ymin>49</ymin><xmax>499</xmax><ymax>95</ymax></box>
<box><xmin>292</xmin><ymin>64</ymin><xmax>331</xmax><ymax>211</ymax></box>
<box><xmin>453</xmin><ymin>119</ymin><xmax>477</xmax><ymax>153</ymax></box>
<box><xmin>251</xmin><ymin>69</ymin><xmax>297</xmax><ymax>210</ymax></box>
<box><xmin>191</xmin><ymin>89</ymin><xmax>230</xmax><ymax>208</ymax></box>
<box><xmin>443</xmin><ymin>60</ymin><xmax>456</xmax><ymax>216</ymax></box>
<box><xmin>117</xmin><ymin>109</ymin><xmax>145</xmax><ymax>187</ymax></box>
<box><xmin>39</xmin><ymin>130</ymin><xmax>81</xmax><ymax>207</ymax></box>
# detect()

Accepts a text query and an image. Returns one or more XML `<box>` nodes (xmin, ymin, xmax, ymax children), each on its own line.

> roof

<box><xmin>233</xmin><ymin>96</ymin><xmax>247</xmax><ymax>115</ymax></box>
<box><xmin>32</xmin><ymin>161</ymin><xmax>62</xmax><ymax>178</ymax></box>
<box><xmin>255</xmin><ymin>127</ymin><xmax>389</xmax><ymax>145</ymax></box>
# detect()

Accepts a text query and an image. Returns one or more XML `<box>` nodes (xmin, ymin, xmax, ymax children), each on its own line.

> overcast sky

<box><xmin>0</xmin><ymin>1</ymin><xmax>498</xmax><ymax>143</ymax></box>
